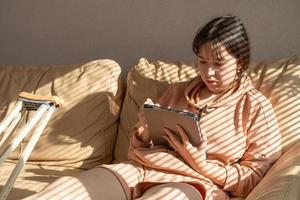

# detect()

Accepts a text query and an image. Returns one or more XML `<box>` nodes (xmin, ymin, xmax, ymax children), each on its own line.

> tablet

<box><xmin>143</xmin><ymin>103</ymin><xmax>202</xmax><ymax>147</ymax></box>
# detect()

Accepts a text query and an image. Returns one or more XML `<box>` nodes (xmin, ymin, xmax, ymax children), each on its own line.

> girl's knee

<box><xmin>137</xmin><ymin>182</ymin><xmax>203</xmax><ymax>200</ymax></box>
<box><xmin>26</xmin><ymin>169</ymin><xmax>128</xmax><ymax>200</ymax></box>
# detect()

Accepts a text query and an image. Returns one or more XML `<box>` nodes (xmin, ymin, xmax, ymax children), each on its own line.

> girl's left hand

<box><xmin>162</xmin><ymin>124</ymin><xmax>208</xmax><ymax>172</ymax></box>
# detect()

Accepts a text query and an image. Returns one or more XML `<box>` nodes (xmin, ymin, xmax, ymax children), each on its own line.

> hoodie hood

<box><xmin>185</xmin><ymin>72</ymin><xmax>254</xmax><ymax>111</ymax></box>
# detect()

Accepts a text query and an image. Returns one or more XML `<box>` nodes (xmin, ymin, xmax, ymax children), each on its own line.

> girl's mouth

<box><xmin>206</xmin><ymin>79</ymin><xmax>218</xmax><ymax>84</ymax></box>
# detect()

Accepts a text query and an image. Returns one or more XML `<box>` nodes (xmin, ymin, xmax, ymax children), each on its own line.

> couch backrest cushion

<box><xmin>248</xmin><ymin>55</ymin><xmax>300</xmax><ymax>154</ymax></box>
<box><xmin>113</xmin><ymin>58</ymin><xmax>199</xmax><ymax>162</ymax></box>
<box><xmin>114</xmin><ymin>55</ymin><xmax>300</xmax><ymax>162</ymax></box>
<box><xmin>0</xmin><ymin>59</ymin><xmax>124</xmax><ymax>169</ymax></box>
<box><xmin>245</xmin><ymin>142</ymin><xmax>300</xmax><ymax>200</ymax></box>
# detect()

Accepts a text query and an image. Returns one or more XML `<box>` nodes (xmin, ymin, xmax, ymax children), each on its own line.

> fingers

<box><xmin>175</xmin><ymin>124</ymin><xmax>189</xmax><ymax>143</ymax></box>
<box><xmin>199</xmin><ymin>128</ymin><xmax>207</xmax><ymax>146</ymax></box>
<box><xmin>176</xmin><ymin>124</ymin><xmax>208</xmax><ymax>148</ymax></box>
<box><xmin>162</xmin><ymin>128</ymin><xmax>182</xmax><ymax>150</ymax></box>
<box><xmin>138</xmin><ymin>111</ymin><xmax>148</xmax><ymax>128</ymax></box>
<box><xmin>138</xmin><ymin>126</ymin><xmax>145</xmax><ymax>134</ymax></box>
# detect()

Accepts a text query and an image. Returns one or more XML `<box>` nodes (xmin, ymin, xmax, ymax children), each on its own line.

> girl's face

<box><xmin>197</xmin><ymin>43</ymin><xmax>241</xmax><ymax>94</ymax></box>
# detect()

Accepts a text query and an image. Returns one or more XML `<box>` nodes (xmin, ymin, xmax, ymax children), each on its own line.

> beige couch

<box><xmin>0</xmin><ymin>56</ymin><xmax>299</xmax><ymax>200</ymax></box>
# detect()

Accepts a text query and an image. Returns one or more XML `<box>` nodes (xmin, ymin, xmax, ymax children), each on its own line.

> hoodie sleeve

<box><xmin>223</xmin><ymin>92</ymin><xmax>282</xmax><ymax>197</ymax></box>
<box><xmin>128</xmin><ymin>112</ymin><xmax>153</xmax><ymax>161</ymax></box>
<box><xmin>128</xmin><ymin>84</ymin><xmax>177</xmax><ymax>161</ymax></box>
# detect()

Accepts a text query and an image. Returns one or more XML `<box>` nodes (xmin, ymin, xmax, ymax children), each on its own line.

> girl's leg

<box><xmin>25</xmin><ymin>168</ymin><xmax>127</xmax><ymax>200</ymax></box>
<box><xmin>135</xmin><ymin>182</ymin><xmax>203</xmax><ymax>200</ymax></box>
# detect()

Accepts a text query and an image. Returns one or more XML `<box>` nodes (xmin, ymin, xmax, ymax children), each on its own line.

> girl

<box><xmin>27</xmin><ymin>14</ymin><xmax>281</xmax><ymax>200</ymax></box>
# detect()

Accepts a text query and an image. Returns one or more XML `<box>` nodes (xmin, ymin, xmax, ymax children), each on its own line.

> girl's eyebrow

<box><xmin>215</xmin><ymin>59</ymin><xmax>228</xmax><ymax>65</ymax></box>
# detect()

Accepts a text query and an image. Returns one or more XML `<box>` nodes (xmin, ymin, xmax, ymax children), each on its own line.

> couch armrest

<box><xmin>245</xmin><ymin>142</ymin><xmax>300</xmax><ymax>200</ymax></box>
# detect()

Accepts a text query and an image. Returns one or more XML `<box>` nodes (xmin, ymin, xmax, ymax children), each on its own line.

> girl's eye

<box><xmin>198</xmin><ymin>60</ymin><xmax>207</xmax><ymax>64</ymax></box>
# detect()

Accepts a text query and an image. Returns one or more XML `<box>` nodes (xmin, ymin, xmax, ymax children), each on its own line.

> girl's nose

<box><xmin>207</xmin><ymin>65</ymin><xmax>215</xmax><ymax>76</ymax></box>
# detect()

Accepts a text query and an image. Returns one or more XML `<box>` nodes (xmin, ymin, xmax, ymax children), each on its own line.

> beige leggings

<box><xmin>25</xmin><ymin>168</ymin><xmax>202</xmax><ymax>200</ymax></box>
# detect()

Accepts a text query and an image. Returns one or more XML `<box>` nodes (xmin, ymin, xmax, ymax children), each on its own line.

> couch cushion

<box><xmin>113</xmin><ymin>58</ymin><xmax>199</xmax><ymax>162</ymax></box>
<box><xmin>0</xmin><ymin>59</ymin><xmax>124</xmax><ymax>169</ymax></box>
<box><xmin>0</xmin><ymin>160</ymin><xmax>82</xmax><ymax>200</ymax></box>
<box><xmin>245</xmin><ymin>142</ymin><xmax>300</xmax><ymax>200</ymax></box>
<box><xmin>248</xmin><ymin>55</ymin><xmax>300</xmax><ymax>154</ymax></box>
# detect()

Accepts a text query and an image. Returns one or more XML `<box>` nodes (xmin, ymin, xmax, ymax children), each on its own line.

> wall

<box><xmin>0</xmin><ymin>0</ymin><xmax>299</xmax><ymax>75</ymax></box>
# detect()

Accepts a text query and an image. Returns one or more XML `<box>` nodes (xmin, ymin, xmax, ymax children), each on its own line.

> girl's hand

<box><xmin>162</xmin><ymin>124</ymin><xmax>208</xmax><ymax>171</ymax></box>
<box><xmin>135</xmin><ymin>111</ymin><xmax>151</xmax><ymax>143</ymax></box>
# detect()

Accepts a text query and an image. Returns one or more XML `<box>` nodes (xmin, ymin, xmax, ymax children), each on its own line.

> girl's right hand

<box><xmin>136</xmin><ymin>111</ymin><xmax>151</xmax><ymax>143</ymax></box>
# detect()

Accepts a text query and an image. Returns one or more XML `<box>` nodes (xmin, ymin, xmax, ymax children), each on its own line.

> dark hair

<box><xmin>192</xmin><ymin>14</ymin><xmax>250</xmax><ymax>73</ymax></box>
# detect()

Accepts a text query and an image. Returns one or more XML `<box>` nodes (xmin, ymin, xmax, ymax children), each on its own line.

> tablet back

<box><xmin>143</xmin><ymin>104</ymin><xmax>202</xmax><ymax>147</ymax></box>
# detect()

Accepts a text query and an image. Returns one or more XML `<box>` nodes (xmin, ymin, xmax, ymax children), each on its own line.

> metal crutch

<box><xmin>0</xmin><ymin>92</ymin><xmax>62</xmax><ymax>200</ymax></box>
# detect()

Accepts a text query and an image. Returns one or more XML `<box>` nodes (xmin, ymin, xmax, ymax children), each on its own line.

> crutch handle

<box><xmin>18</xmin><ymin>92</ymin><xmax>63</xmax><ymax>108</ymax></box>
